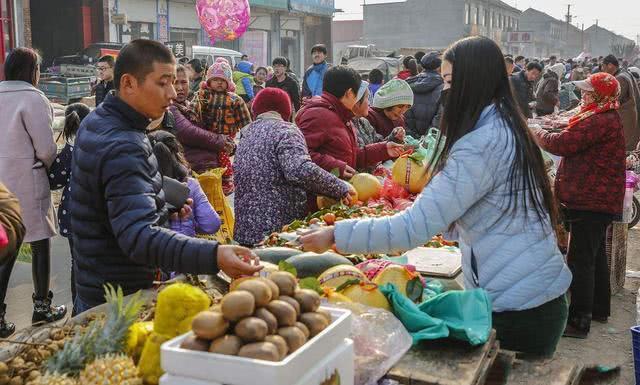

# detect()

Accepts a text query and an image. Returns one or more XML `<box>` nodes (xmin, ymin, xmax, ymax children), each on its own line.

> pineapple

<box><xmin>33</xmin><ymin>372</ymin><xmax>77</xmax><ymax>385</ymax></box>
<box><xmin>44</xmin><ymin>284</ymin><xmax>144</xmax><ymax>379</ymax></box>
<box><xmin>79</xmin><ymin>354</ymin><xmax>142</xmax><ymax>385</ymax></box>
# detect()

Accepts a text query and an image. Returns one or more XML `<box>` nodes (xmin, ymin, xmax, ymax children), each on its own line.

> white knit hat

<box><xmin>372</xmin><ymin>78</ymin><xmax>414</xmax><ymax>109</ymax></box>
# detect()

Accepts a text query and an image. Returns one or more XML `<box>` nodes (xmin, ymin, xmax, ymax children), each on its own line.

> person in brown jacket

<box><xmin>0</xmin><ymin>182</ymin><xmax>26</xmax><ymax>337</ymax></box>
<box><xmin>602</xmin><ymin>55</ymin><xmax>640</xmax><ymax>151</ymax></box>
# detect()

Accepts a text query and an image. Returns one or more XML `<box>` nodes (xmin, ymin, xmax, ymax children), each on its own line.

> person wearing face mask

<box><xmin>533</xmin><ymin>72</ymin><xmax>625</xmax><ymax>339</ymax></box>
<box><xmin>69</xmin><ymin>40</ymin><xmax>262</xmax><ymax>312</ymax></box>
<box><xmin>365</xmin><ymin>78</ymin><xmax>413</xmax><ymax>138</ymax></box>
<box><xmin>296</xmin><ymin>66</ymin><xmax>404</xmax><ymax>211</ymax></box>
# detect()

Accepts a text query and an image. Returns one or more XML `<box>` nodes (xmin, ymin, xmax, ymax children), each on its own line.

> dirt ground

<box><xmin>551</xmin><ymin>226</ymin><xmax>640</xmax><ymax>384</ymax></box>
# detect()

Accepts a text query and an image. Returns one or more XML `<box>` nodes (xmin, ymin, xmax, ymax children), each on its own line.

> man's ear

<box><xmin>119</xmin><ymin>73</ymin><xmax>139</xmax><ymax>96</ymax></box>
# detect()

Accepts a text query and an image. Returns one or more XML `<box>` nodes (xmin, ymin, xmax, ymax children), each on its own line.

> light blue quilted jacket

<box><xmin>335</xmin><ymin>104</ymin><xmax>572</xmax><ymax>312</ymax></box>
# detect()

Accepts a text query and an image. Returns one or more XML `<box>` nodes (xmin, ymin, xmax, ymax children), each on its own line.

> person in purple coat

<box><xmin>148</xmin><ymin>130</ymin><xmax>221</xmax><ymax>242</ymax></box>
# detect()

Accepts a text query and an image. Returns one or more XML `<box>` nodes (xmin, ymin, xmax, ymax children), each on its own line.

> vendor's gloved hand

<box><xmin>386</xmin><ymin>142</ymin><xmax>405</xmax><ymax>158</ymax></box>
<box><xmin>390</xmin><ymin>126</ymin><xmax>406</xmax><ymax>143</ymax></box>
<box><xmin>300</xmin><ymin>226</ymin><xmax>335</xmax><ymax>254</ymax></box>
<box><xmin>217</xmin><ymin>245</ymin><xmax>263</xmax><ymax>278</ymax></box>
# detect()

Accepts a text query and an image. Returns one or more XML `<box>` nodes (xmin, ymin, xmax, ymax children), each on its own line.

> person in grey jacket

<box><xmin>404</xmin><ymin>52</ymin><xmax>444</xmax><ymax>138</ymax></box>
<box><xmin>302</xmin><ymin>37</ymin><xmax>571</xmax><ymax>358</ymax></box>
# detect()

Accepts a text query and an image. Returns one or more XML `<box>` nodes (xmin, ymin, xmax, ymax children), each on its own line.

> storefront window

<box><xmin>0</xmin><ymin>0</ymin><xmax>14</xmax><ymax>65</ymax></box>
<box><xmin>281</xmin><ymin>29</ymin><xmax>300</xmax><ymax>75</ymax></box>
<box><xmin>170</xmin><ymin>28</ymin><xmax>199</xmax><ymax>56</ymax></box>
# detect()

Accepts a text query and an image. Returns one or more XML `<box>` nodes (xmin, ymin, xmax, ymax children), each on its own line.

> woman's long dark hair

<box><xmin>148</xmin><ymin>130</ymin><xmax>190</xmax><ymax>182</ymax></box>
<box><xmin>433</xmin><ymin>36</ymin><xmax>558</xmax><ymax>230</ymax></box>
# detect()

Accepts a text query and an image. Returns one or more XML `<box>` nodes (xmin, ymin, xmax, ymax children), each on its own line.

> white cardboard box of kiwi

<box><xmin>161</xmin><ymin>272</ymin><xmax>354</xmax><ymax>385</ymax></box>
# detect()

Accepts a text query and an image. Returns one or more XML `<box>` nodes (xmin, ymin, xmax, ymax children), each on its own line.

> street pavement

<box><xmin>5</xmin><ymin>236</ymin><xmax>73</xmax><ymax>330</ymax></box>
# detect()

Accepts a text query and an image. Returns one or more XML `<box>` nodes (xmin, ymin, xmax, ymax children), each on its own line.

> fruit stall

<box><xmin>0</xmin><ymin>137</ymin><xmax>589</xmax><ymax>385</ymax></box>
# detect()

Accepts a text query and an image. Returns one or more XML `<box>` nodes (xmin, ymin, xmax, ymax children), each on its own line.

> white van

<box><xmin>191</xmin><ymin>46</ymin><xmax>244</xmax><ymax>69</ymax></box>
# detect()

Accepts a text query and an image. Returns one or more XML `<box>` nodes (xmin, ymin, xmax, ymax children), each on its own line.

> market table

<box><xmin>386</xmin><ymin>330</ymin><xmax>499</xmax><ymax>385</ymax></box>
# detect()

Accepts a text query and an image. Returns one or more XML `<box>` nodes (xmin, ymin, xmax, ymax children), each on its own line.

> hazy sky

<box><xmin>334</xmin><ymin>0</ymin><xmax>640</xmax><ymax>41</ymax></box>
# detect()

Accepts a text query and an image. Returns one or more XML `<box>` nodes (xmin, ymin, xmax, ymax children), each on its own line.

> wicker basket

<box><xmin>606</xmin><ymin>222</ymin><xmax>628</xmax><ymax>294</ymax></box>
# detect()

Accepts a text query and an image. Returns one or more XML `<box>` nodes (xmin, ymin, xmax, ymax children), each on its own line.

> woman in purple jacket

<box><xmin>148</xmin><ymin>130</ymin><xmax>221</xmax><ymax>241</ymax></box>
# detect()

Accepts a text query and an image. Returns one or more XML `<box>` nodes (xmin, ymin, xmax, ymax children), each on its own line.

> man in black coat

<box><xmin>70</xmin><ymin>40</ymin><xmax>261</xmax><ymax>311</ymax></box>
<box><xmin>266</xmin><ymin>57</ymin><xmax>301</xmax><ymax>112</ymax></box>
<box><xmin>94</xmin><ymin>55</ymin><xmax>115</xmax><ymax>106</ymax></box>
<box><xmin>405</xmin><ymin>52</ymin><xmax>444</xmax><ymax>138</ymax></box>
<box><xmin>510</xmin><ymin>61</ymin><xmax>543</xmax><ymax>118</ymax></box>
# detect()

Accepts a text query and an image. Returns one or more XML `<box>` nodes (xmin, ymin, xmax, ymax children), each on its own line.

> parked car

<box><xmin>192</xmin><ymin>46</ymin><xmax>243</xmax><ymax>69</ymax></box>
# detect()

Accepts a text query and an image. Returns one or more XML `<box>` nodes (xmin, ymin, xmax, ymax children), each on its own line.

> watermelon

<box><xmin>254</xmin><ymin>247</ymin><xmax>303</xmax><ymax>264</ymax></box>
<box><xmin>284</xmin><ymin>252</ymin><xmax>353</xmax><ymax>278</ymax></box>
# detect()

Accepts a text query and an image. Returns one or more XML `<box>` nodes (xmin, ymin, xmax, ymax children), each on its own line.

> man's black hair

<box><xmin>526</xmin><ymin>62</ymin><xmax>543</xmax><ymax>72</ymax></box>
<box><xmin>187</xmin><ymin>58</ymin><xmax>204</xmax><ymax>74</ymax></box>
<box><xmin>505</xmin><ymin>56</ymin><xmax>514</xmax><ymax>64</ymax></box>
<box><xmin>114</xmin><ymin>39</ymin><xmax>175</xmax><ymax>90</ymax></box>
<box><xmin>515</xmin><ymin>55</ymin><xmax>525</xmax><ymax>62</ymax></box>
<box><xmin>368</xmin><ymin>68</ymin><xmax>384</xmax><ymax>84</ymax></box>
<box><xmin>414</xmin><ymin>51</ymin><xmax>426</xmax><ymax>64</ymax></box>
<box><xmin>549</xmin><ymin>55</ymin><xmax>557</xmax><ymax>60</ymax></box>
<box><xmin>311</xmin><ymin>44</ymin><xmax>327</xmax><ymax>55</ymax></box>
<box><xmin>603</xmin><ymin>54</ymin><xmax>619</xmax><ymax>67</ymax></box>
<box><xmin>272</xmin><ymin>57</ymin><xmax>288</xmax><ymax>67</ymax></box>
<box><xmin>98</xmin><ymin>55</ymin><xmax>115</xmax><ymax>67</ymax></box>
<box><xmin>323</xmin><ymin>65</ymin><xmax>361</xmax><ymax>98</ymax></box>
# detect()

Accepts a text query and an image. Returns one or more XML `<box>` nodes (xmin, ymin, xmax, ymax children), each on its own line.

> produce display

<box><xmin>179</xmin><ymin>273</ymin><xmax>332</xmax><ymax>362</ymax></box>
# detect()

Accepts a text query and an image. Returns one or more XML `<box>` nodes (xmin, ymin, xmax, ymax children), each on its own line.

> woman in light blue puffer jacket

<box><xmin>302</xmin><ymin>37</ymin><xmax>572</xmax><ymax>357</ymax></box>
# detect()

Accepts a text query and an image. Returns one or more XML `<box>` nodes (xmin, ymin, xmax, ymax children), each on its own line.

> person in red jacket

<box><xmin>533</xmin><ymin>72</ymin><xmax>625</xmax><ymax>339</ymax></box>
<box><xmin>296</xmin><ymin>66</ymin><xmax>404</xmax><ymax>208</ymax></box>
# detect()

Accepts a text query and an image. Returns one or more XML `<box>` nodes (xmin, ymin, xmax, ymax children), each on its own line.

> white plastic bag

<box><xmin>324</xmin><ymin>303</ymin><xmax>412</xmax><ymax>385</ymax></box>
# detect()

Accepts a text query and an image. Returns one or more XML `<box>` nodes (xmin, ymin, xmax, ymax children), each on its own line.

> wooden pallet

<box><xmin>387</xmin><ymin>330</ymin><xmax>499</xmax><ymax>385</ymax></box>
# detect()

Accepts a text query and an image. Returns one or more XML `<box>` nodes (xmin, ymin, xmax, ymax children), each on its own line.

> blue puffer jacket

<box><xmin>335</xmin><ymin>104</ymin><xmax>571</xmax><ymax>312</ymax></box>
<box><xmin>70</xmin><ymin>94</ymin><xmax>220</xmax><ymax>307</ymax></box>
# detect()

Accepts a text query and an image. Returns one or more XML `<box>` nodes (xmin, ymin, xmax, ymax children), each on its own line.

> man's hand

<box><xmin>171</xmin><ymin>198</ymin><xmax>193</xmax><ymax>220</ymax></box>
<box><xmin>386</xmin><ymin>142</ymin><xmax>405</xmax><ymax>158</ymax></box>
<box><xmin>342</xmin><ymin>165</ymin><xmax>356</xmax><ymax>179</ymax></box>
<box><xmin>342</xmin><ymin>183</ymin><xmax>358</xmax><ymax>205</ymax></box>
<box><xmin>217</xmin><ymin>245</ymin><xmax>263</xmax><ymax>279</ymax></box>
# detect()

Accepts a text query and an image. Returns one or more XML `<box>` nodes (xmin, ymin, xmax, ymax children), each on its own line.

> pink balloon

<box><xmin>196</xmin><ymin>0</ymin><xmax>250</xmax><ymax>44</ymax></box>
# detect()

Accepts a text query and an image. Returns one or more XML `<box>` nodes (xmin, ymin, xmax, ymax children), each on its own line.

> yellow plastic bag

<box><xmin>194</xmin><ymin>168</ymin><xmax>234</xmax><ymax>243</ymax></box>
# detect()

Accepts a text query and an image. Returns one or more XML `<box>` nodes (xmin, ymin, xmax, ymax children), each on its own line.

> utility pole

<box><xmin>581</xmin><ymin>23</ymin><xmax>584</xmax><ymax>52</ymax></box>
<box><xmin>565</xmin><ymin>4</ymin><xmax>573</xmax><ymax>40</ymax></box>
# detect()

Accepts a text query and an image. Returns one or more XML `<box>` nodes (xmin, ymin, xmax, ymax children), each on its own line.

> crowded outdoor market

<box><xmin>0</xmin><ymin>0</ymin><xmax>640</xmax><ymax>384</ymax></box>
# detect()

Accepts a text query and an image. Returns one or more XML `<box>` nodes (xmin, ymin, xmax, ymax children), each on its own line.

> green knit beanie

<box><xmin>372</xmin><ymin>78</ymin><xmax>414</xmax><ymax>109</ymax></box>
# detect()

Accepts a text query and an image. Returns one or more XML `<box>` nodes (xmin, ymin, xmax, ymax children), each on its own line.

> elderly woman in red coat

<box><xmin>533</xmin><ymin>72</ymin><xmax>625</xmax><ymax>339</ymax></box>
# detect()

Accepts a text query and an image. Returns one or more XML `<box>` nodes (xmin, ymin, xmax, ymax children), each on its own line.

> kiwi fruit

<box><xmin>299</xmin><ymin>312</ymin><xmax>329</xmax><ymax>338</ymax></box>
<box><xmin>269</xmin><ymin>272</ymin><xmax>297</xmax><ymax>297</ymax></box>
<box><xmin>209</xmin><ymin>335</ymin><xmax>243</xmax><ymax>356</ymax></box>
<box><xmin>278</xmin><ymin>295</ymin><xmax>301</xmax><ymax>316</ymax></box>
<box><xmin>254</xmin><ymin>307</ymin><xmax>278</xmax><ymax>334</ymax></box>
<box><xmin>277</xmin><ymin>326</ymin><xmax>307</xmax><ymax>353</ymax></box>
<box><xmin>179</xmin><ymin>335</ymin><xmax>211</xmax><ymax>352</ymax></box>
<box><xmin>258</xmin><ymin>277</ymin><xmax>280</xmax><ymax>299</ymax></box>
<box><xmin>234</xmin><ymin>317</ymin><xmax>269</xmax><ymax>343</ymax></box>
<box><xmin>191</xmin><ymin>311</ymin><xmax>229</xmax><ymax>340</ymax></box>
<box><xmin>295</xmin><ymin>321</ymin><xmax>310</xmax><ymax>339</ymax></box>
<box><xmin>238</xmin><ymin>342</ymin><xmax>281</xmax><ymax>362</ymax></box>
<box><xmin>267</xmin><ymin>300</ymin><xmax>297</xmax><ymax>327</ymax></box>
<box><xmin>265</xmin><ymin>335</ymin><xmax>288</xmax><ymax>360</ymax></box>
<box><xmin>236</xmin><ymin>279</ymin><xmax>272</xmax><ymax>307</ymax></box>
<box><xmin>294</xmin><ymin>289</ymin><xmax>321</xmax><ymax>313</ymax></box>
<box><xmin>221</xmin><ymin>291</ymin><xmax>255</xmax><ymax>321</ymax></box>
<box><xmin>316</xmin><ymin>308</ymin><xmax>332</xmax><ymax>324</ymax></box>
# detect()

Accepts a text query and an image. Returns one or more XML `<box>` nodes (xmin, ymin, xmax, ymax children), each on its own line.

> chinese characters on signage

<box><xmin>165</xmin><ymin>41</ymin><xmax>186</xmax><ymax>57</ymax></box>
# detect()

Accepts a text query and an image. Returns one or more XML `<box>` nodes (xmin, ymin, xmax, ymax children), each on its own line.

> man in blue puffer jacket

<box><xmin>69</xmin><ymin>40</ymin><xmax>261</xmax><ymax>312</ymax></box>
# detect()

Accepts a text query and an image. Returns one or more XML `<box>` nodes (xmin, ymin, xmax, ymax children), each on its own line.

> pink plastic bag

<box><xmin>380</xmin><ymin>177</ymin><xmax>410</xmax><ymax>200</ymax></box>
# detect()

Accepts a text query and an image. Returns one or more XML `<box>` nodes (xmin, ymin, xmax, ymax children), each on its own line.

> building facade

<box><xmin>585</xmin><ymin>24</ymin><xmax>635</xmax><ymax>58</ymax></box>
<box><xmin>514</xmin><ymin>8</ymin><xmax>583</xmax><ymax>59</ymax></box>
<box><xmin>104</xmin><ymin>0</ymin><xmax>334</xmax><ymax>76</ymax></box>
<box><xmin>363</xmin><ymin>0</ymin><xmax>520</xmax><ymax>52</ymax></box>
